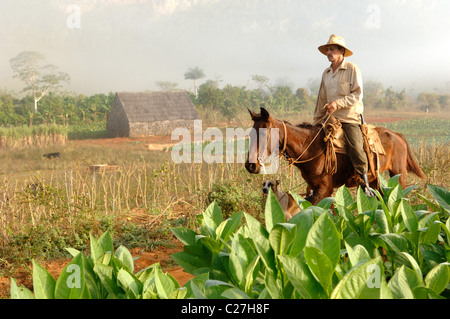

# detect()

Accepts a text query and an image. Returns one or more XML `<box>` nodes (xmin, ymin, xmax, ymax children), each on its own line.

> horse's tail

<box><xmin>396</xmin><ymin>132</ymin><xmax>427</xmax><ymax>180</ymax></box>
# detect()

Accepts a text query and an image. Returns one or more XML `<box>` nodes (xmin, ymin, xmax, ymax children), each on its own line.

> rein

<box><xmin>279</xmin><ymin>113</ymin><xmax>331</xmax><ymax>168</ymax></box>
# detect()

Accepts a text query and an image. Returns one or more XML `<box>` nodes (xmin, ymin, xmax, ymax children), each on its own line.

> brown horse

<box><xmin>245</xmin><ymin>108</ymin><xmax>427</xmax><ymax>205</ymax></box>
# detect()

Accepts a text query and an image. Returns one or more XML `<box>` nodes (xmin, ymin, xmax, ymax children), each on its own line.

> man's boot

<box><xmin>360</xmin><ymin>173</ymin><xmax>376</xmax><ymax>197</ymax></box>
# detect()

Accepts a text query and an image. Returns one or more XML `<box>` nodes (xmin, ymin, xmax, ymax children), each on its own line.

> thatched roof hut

<box><xmin>107</xmin><ymin>91</ymin><xmax>200</xmax><ymax>137</ymax></box>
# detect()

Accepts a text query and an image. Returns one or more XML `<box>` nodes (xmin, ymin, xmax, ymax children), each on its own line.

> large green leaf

<box><xmin>387</xmin><ymin>185</ymin><xmax>403</xmax><ymax>220</ymax></box>
<box><xmin>289</xmin><ymin>191</ymin><xmax>313</xmax><ymax>211</ymax></box>
<box><xmin>265</xmin><ymin>188</ymin><xmax>285</xmax><ymax>232</ymax></box>
<box><xmin>374</xmin><ymin>209</ymin><xmax>390</xmax><ymax>234</ymax></box>
<box><xmin>427</xmin><ymin>184</ymin><xmax>450</xmax><ymax>212</ymax></box>
<box><xmin>378</xmin><ymin>233</ymin><xmax>410</xmax><ymax>255</ymax></box>
<box><xmin>335</xmin><ymin>205</ymin><xmax>359</xmax><ymax>236</ymax></box>
<box><xmin>117</xmin><ymin>268</ymin><xmax>142</xmax><ymax>299</ymax></box>
<box><xmin>304</xmin><ymin>246</ymin><xmax>334</xmax><ymax>295</ymax></box>
<box><xmin>221</xmin><ymin>287</ymin><xmax>251</xmax><ymax>299</ymax></box>
<box><xmin>115</xmin><ymin>245</ymin><xmax>134</xmax><ymax>273</ymax></box>
<box><xmin>354</xmin><ymin>213</ymin><xmax>373</xmax><ymax>238</ymax></box>
<box><xmin>244</xmin><ymin>212</ymin><xmax>275</xmax><ymax>270</ymax></box>
<box><xmin>89</xmin><ymin>230</ymin><xmax>114</xmax><ymax>264</ymax></box>
<box><xmin>357</xmin><ymin>186</ymin><xmax>372</xmax><ymax>214</ymax></box>
<box><xmin>399</xmin><ymin>199</ymin><xmax>418</xmax><ymax>233</ymax></box>
<box><xmin>269</xmin><ymin>223</ymin><xmax>296</xmax><ymax>256</ymax></box>
<box><xmin>204</xmin><ymin>280</ymin><xmax>237</xmax><ymax>299</ymax></box>
<box><xmin>420</xmin><ymin>221</ymin><xmax>442</xmax><ymax>245</ymax></box>
<box><xmin>244</xmin><ymin>255</ymin><xmax>261</xmax><ymax>297</ymax></box>
<box><xmin>331</xmin><ymin>257</ymin><xmax>390</xmax><ymax>299</ymax></box>
<box><xmin>228</xmin><ymin>233</ymin><xmax>257</xmax><ymax>289</ymax></box>
<box><xmin>215</xmin><ymin>211</ymin><xmax>242</xmax><ymax>242</ymax></box>
<box><xmin>94</xmin><ymin>263</ymin><xmax>122</xmax><ymax>298</ymax></box>
<box><xmin>32</xmin><ymin>259</ymin><xmax>56</xmax><ymax>299</ymax></box>
<box><xmin>316</xmin><ymin>197</ymin><xmax>335</xmax><ymax>210</ymax></box>
<box><xmin>388</xmin><ymin>265</ymin><xmax>423</xmax><ymax>299</ymax></box>
<box><xmin>10</xmin><ymin>278</ymin><xmax>35</xmax><ymax>299</ymax></box>
<box><xmin>55</xmin><ymin>253</ymin><xmax>91</xmax><ymax>299</ymax></box>
<box><xmin>401</xmin><ymin>252</ymin><xmax>423</xmax><ymax>281</ymax></box>
<box><xmin>417</xmin><ymin>194</ymin><xmax>440</xmax><ymax>212</ymax></box>
<box><xmin>424</xmin><ymin>262</ymin><xmax>450</xmax><ymax>295</ymax></box>
<box><xmin>334</xmin><ymin>185</ymin><xmax>354</xmax><ymax>208</ymax></box>
<box><xmin>154</xmin><ymin>268</ymin><xmax>178</xmax><ymax>299</ymax></box>
<box><xmin>171</xmin><ymin>251</ymin><xmax>211</xmax><ymax>276</ymax></box>
<box><xmin>184</xmin><ymin>273</ymin><xmax>209</xmax><ymax>299</ymax></box>
<box><xmin>278</xmin><ymin>255</ymin><xmax>324</xmax><ymax>299</ymax></box>
<box><xmin>288</xmin><ymin>209</ymin><xmax>314</xmax><ymax>256</ymax></box>
<box><xmin>171</xmin><ymin>227</ymin><xmax>198</xmax><ymax>246</ymax></box>
<box><xmin>264</xmin><ymin>268</ymin><xmax>283</xmax><ymax>299</ymax></box>
<box><xmin>305</xmin><ymin>211</ymin><xmax>340</xmax><ymax>267</ymax></box>
<box><xmin>201</xmin><ymin>201</ymin><xmax>223</xmax><ymax>238</ymax></box>
<box><xmin>345</xmin><ymin>242</ymin><xmax>371</xmax><ymax>268</ymax></box>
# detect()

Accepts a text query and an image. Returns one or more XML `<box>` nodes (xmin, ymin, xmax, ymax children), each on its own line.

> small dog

<box><xmin>262</xmin><ymin>179</ymin><xmax>300</xmax><ymax>221</ymax></box>
<box><xmin>43</xmin><ymin>152</ymin><xmax>61</xmax><ymax>159</ymax></box>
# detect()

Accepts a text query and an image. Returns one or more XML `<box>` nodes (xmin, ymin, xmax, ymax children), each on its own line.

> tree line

<box><xmin>0</xmin><ymin>82</ymin><xmax>448</xmax><ymax>128</ymax></box>
<box><xmin>0</xmin><ymin>90</ymin><xmax>114</xmax><ymax>127</ymax></box>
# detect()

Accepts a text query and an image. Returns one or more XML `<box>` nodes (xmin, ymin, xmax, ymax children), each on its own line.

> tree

<box><xmin>10</xmin><ymin>51</ymin><xmax>70</xmax><ymax>113</ymax></box>
<box><xmin>184</xmin><ymin>67</ymin><xmax>205</xmax><ymax>98</ymax></box>
<box><xmin>156</xmin><ymin>81</ymin><xmax>179</xmax><ymax>91</ymax></box>
<box><xmin>306</xmin><ymin>78</ymin><xmax>321</xmax><ymax>96</ymax></box>
<box><xmin>251</xmin><ymin>74</ymin><xmax>271</xmax><ymax>95</ymax></box>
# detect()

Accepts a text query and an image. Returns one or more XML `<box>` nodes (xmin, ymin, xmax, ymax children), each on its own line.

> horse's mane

<box><xmin>280</xmin><ymin>119</ymin><xmax>317</xmax><ymax>130</ymax></box>
<box><xmin>251</xmin><ymin>113</ymin><xmax>318</xmax><ymax>131</ymax></box>
<box><xmin>296</xmin><ymin>122</ymin><xmax>316</xmax><ymax>129</ymax></box>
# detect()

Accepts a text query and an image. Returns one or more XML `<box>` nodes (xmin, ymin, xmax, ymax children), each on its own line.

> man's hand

<box><xmin>324</xmin><ymin>101</ymin><xmax>338</xmax><ymax>114</ymax></box>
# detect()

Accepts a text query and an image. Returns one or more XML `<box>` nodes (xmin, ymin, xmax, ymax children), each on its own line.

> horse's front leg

<box><xmin>307</xmin><ymin>178</ymin><xmax>334</xmax><ymax>206</ymax></box>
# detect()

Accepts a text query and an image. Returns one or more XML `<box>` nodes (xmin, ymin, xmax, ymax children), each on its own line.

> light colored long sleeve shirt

<box><xmin>313</xmin><ymin>59</ymin><xmax>364</xmax><ymax>124</ymax></box>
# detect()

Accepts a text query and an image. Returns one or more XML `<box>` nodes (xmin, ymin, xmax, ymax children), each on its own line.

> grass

<box><xmin>372</xmin><ymin>118</ymin><xmax>450</xmax><ymax>146</ymax></box>
<box><xmin>0</xmin><ymin>112</ymin><xmax>448</xmax><ymax>281</ymax></box>
<box><xmin>0</xmin><ymin>124</ymin><xmax>67</xmax><ymax>149</ymax></box>
<box><xmin>66</xmin><ymin>121</ymin><xmax>108</xmax><ymax>140</ymax></box>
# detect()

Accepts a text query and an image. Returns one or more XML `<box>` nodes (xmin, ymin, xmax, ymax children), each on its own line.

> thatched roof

<box><xmin>116</xmin><ymin>91</ymin><xmax>200</xmax><ymax>122</ymax></box>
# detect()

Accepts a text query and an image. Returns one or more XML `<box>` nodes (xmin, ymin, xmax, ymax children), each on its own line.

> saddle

<box><xmin>322</xmin><ymin>116</ymin><xmax>385</xmax><ymax>178</ymax></box>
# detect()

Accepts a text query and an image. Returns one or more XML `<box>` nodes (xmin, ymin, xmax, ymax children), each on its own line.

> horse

<box><xmin>245</xmin><ymin>107</ymin><xmax>427</xmax><ymax>205</ymax></box>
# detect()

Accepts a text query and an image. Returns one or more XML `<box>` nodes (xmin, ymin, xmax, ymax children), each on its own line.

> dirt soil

<box><xmin>73</xmin><ymin>135</ymin><xmax>178</xmax><ymax>151</ymax></box>
<box><xmin>0</xmin><ymin>240</ymin><xmax>194</xmax><ymax>299</ymax></box>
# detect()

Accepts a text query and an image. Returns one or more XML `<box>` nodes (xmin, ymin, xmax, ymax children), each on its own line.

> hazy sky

<box><xmin>1</xmin><ymin>0</ymin><xmax>450</xmax><ymax>95</ymax></box>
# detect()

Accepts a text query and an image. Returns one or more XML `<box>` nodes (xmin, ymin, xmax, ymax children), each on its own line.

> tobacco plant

<box><xmin>10</xmin><ymin>231</ymin><xmax>188</xmax><ymax>299</ymax></box>
<box><xmin>171</xmin><ymin>176</ymin><xmax>450</xmax><ymax>299</ymax></box>
<box><xmin>10</xmin><ymin>176</ymin><xmax>450</xmax><ymax>299</ymax></box>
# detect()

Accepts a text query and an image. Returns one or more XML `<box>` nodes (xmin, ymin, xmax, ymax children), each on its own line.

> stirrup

<box><xmin>360</xmin><ymin>173</ymin><xmax>376</xmax><ymax>197</ymax></box>
<box><xmin>363</xmin><ymin>186</ymin><xmax>376</xmax><ymax>197</ymax></box>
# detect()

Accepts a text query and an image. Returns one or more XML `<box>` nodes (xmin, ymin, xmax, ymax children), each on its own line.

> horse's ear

<box><xmin>260</xmin><ymin>107</ymin><xmax>270</xmax><ymax>121</ymax></box>
<box><xmin>248</xmin><ymin>108</ymin><xmax>257</xmax><ymax>120</ymax></box>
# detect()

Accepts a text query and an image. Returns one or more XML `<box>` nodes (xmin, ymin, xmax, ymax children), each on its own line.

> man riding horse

<box><xmin>314</xmin><ymin>34</ymin><xmax>375</xmax><ymax>197</ymax></box>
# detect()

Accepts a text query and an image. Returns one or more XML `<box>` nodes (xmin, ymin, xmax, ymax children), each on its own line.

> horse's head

<box><xmin>245</xmin><ymin>107</ymin><xmax>280</xmax><ymax>174</ymax></box>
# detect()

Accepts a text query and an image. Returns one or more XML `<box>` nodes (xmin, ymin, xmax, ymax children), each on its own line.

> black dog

<box><xmin>43</xmin><ymin>152</ymin><xmax>61</xmax><ymax>159</ymax></box>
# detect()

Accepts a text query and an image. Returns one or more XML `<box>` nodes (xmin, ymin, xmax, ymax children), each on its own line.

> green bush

<box><xmin>206</xmin><ymin>181</ymin><xmax>263</xmax><ymax>219</ymax></box>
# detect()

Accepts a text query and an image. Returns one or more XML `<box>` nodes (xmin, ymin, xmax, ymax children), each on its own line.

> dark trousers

<box><xmin>341</xmin><ymin>123</ymin><xmax>367</xmax><ymax>175</ymax></box>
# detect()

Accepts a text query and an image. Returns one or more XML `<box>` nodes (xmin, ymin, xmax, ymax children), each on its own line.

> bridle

<box><xmin>255</xmin><ymin>114</ymin><xmax>331</xmax><ymax>173</ymax></box>
<box><xmin>278</xmin><ymin>117</ymin><xmax>329</xmax><ymax>167</ymax></box>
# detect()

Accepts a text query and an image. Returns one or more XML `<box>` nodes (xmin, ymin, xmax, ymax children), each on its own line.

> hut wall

<box><xmin>129</xmin><ymin>119</ymin><xmax>196</xmax><ymax>137</ymax></box>
<box><xmin>107</xmin><ymin>96</ymin><xmax>130</xmax><ymax>137</ymax></box>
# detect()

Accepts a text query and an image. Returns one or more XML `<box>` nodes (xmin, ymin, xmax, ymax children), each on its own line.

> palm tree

<box><xmin>184</xmin><ymin>67</ymin><xmax>205</xmax><ymax>98</ymax></box>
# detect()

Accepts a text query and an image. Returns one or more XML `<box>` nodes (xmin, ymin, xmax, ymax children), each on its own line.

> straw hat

<box><xmin>318</xmin><ymin>34</ymin><xmax>353</xmax><ymax>57</ymax></box>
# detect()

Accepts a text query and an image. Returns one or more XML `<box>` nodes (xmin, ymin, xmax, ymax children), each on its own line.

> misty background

<box><xmin>1</xmin><ymin>0</ymin><xmax>450</xmax><ymax>96</ymax></box>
